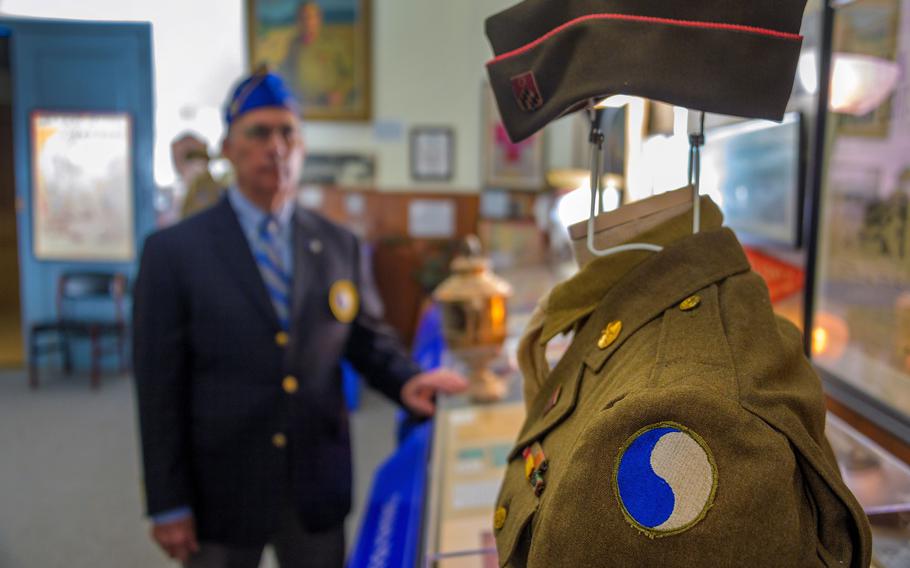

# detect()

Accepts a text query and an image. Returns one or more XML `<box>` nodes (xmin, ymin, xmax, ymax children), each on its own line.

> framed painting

<box><xmin>30</xmin><ymin>111</ymin><xmax>135</xmax><ymax>261</ymax></box>
<box><xmin>831</xmin><ymin>0</ymin><xmax>901</xmax><ymax>138</ymax></box>
<box><xmin>482</xmin><ymin>84</ymin><xmax>546</xmax><ymax>191</ymax></box>
<box><xmin>247</xmin><ymin>0</ymin><xmax>372</xmax><ymax>121</ymax></box>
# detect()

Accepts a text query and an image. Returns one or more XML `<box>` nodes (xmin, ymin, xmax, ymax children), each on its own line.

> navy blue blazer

<box><xmin>133</xmin><ymin>197</ymin><xmax>421</xmax><ymax>545</ymax></box>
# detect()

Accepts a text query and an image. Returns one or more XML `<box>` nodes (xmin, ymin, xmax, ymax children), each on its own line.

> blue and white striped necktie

<box><xmin>254</xmin><ymin>215</ymin><xmax>292</xmax><ymax>330</ymax></box>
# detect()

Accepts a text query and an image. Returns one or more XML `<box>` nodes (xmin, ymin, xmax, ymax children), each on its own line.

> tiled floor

<box><xmin>0</xmin><ymin>368</ymin><xmax>397</xmax><ymax>568</ymax></box>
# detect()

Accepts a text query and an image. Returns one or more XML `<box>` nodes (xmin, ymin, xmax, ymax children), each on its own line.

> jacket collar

<box><xmin>227</xmin><ymin>186</ymin><xmax>295</xmax><ymax>240</ymax></box>
<box><xmin>513</xmin><ymin>226</ymin><xmax>752</xmax><ymax>455</ymax></box>
<box><xmin>289</xmin><ymin>207</ymin><xmax>327</xmax><ymax>321</ymax></box>
<box><xmin>541</xmin><ymin>197</ymin><xmax>724</xmax><ymax>343</ymax></box>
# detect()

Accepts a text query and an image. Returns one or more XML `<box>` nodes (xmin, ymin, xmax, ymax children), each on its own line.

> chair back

<box><xmin>56</xmin><ymin>271</ymin><xmax>128</xmax><ymax>323</ymax></box>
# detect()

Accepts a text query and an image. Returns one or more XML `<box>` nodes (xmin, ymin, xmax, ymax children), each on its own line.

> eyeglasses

<box><xmin>240</xmin><ymin>124</ymin><xmax>300</xmax><ymax>145</ymax></box>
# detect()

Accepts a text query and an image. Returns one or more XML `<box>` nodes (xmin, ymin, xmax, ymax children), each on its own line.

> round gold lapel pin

<box><xmin>329</xmin><ymin>280</ymin><xmax>359</xmax><ymax>323</ymax></box>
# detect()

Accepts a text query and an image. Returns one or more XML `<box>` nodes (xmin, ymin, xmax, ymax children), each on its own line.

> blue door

<box><xmin>0</xmin><ymin>18</ymin><xmax>155</xmax><ymax>366</ymax></box>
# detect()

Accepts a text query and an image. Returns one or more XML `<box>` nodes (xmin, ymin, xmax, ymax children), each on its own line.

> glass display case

<box><xmin>422</xmin><ymin>369</ymin><xmax>524</xmax><ymax>568</ymax></box>
<box><xmin>420</xmin><ymin>390</ymin><xmax>910</xmax><ymax>567</ymax></box>
<box><xmin>810</xmin><ymin>0</ymin><xmax>910</xmax><ymax>440</ymax></box>
<box><xmin>827</xmin><ymin>414</ymin><xmax>910</xmax><ymax>567</ymax></box>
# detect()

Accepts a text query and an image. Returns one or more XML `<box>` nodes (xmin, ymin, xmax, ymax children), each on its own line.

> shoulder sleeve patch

<box><xmin>613</xmin><ymin>421</ymin><xmax>718</xmax><ymax>538</ymax></box>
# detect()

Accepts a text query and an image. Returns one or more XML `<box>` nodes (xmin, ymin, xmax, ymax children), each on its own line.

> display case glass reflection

<box><xmin>702</xmin><ymin>113</ymin><xmax>803</xmax><ymax>248</ymax></box>
<box><xmin>699</xmin><ymin>113</ymin><xmax>806</xmax><ymax>330</ymax></box>
<box><xmin>813</xmin><ymin>0</ymin><xmax>910</xmax><ymax>421</ymax></box>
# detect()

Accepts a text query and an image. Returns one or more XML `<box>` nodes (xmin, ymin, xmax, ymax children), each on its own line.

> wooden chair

<box><xmin>28</xmin><ymin>271</ymin><xmax>128</xmax><ymax>389</ymax></box>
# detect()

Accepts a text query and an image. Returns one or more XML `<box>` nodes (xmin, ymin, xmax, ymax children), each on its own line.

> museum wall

<box><xmin>0</xmin><ymin>0</ymin><xmax>575</xmax><ymax>192</ymax></box>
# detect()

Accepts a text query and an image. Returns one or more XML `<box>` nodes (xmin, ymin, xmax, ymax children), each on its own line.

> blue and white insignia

<box><xmin>613</xmin><ymin>422</ymin><xmax>717</xmax><ymax>538</ymax></box>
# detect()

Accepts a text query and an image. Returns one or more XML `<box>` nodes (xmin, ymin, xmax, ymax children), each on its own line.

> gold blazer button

<box><xmin>282</xmin><ymin>376</ymin><xmax>299</xmax><ymax>394</ymax></box>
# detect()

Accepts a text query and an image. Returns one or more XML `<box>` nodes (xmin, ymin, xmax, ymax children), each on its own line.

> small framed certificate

<box><xmin>410</xmin><ymin>126</ymin><xmax>454</xmax><ymax>181</ymax></box>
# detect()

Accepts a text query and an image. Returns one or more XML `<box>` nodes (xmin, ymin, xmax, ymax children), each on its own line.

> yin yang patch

<box><xmin>613</xmin><ymin>422</ymin><xmax>717</xmax><ymax>538</ymax></box>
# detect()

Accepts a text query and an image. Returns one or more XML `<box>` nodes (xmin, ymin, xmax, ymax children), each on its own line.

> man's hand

<box><xmin>400</xmin><ymin>368</ymin><xmax>469</xmax><ymax>417</ymax></box>
<box><xmin>151</xmin><ymin>516</ymin><xmax>199</xmax><ymax>563</ymax></box>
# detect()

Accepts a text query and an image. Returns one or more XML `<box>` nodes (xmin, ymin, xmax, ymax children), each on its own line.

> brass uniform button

<box><xmin>282</xmin><ymin>376</ymin><xmax>299</xmax><ymax>394</ymax></box>
<box><xmin>679</xmin><ymin>295</ymin><xmax>702</xmax><ymax>311</ymax></box>
<box><xmin>494</xmin><ymin>506</ymin><xmax>508</xmax><ymax>530</ymax></box>
<box><xmin>598</xmin><ymin>320</ymin><xmax>623</xmax><ymax>350</ymax></box>
<box><xmin>272</xmin><ymin>433</ymin><xmax>287</xmax><ymax>448</ymax></box>
<box><xmin>275</xmin><ymin>331</ymin><xmax>289</xmax><ymax>347</ymax></box>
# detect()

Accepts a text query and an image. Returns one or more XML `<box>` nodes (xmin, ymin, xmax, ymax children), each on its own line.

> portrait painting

<box><xmin>248</xmin><ymin>0</ymin><xmax>371</xmax><ymax>120</ymax></box>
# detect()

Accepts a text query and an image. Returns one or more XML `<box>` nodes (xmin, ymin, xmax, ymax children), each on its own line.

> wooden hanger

<box><xmin>568</xmin><ymin>186</ymin><xmax>694</xmax><ymax>267</ymax></box>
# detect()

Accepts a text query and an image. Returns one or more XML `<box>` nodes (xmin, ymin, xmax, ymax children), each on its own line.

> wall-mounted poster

<box><xmin>483</xmin><ymin>85</ymin><xmax>546</xmax><ymax>191</ymax></box>
<box><xmin>31</xmin><ymin>112</ymin><xmax>134</xmax><ymax>261</ymax></box>
<box><xmin>248</xmin><ymin>0</ymin><xmax>371</xmax><ymax>121</ymax></box>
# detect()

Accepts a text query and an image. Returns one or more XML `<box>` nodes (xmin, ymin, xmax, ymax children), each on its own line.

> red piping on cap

<box><xmin>487</xmin><ymin>13</ymin><xmax>803</xmax><ymax>65</ymax></box>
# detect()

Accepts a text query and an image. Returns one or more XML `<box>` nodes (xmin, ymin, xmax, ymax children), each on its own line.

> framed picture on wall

<box><xmin>301</xmin><ymin>152</ymin><xmax>375</xmax><ymax>188</ymax></box>
<box><xmin>30</xmin><ymin>111</ymin><xmax>135</xmax><ymax>261</ymax></box>
<box><xmin>247</xmin><ymin>0</ymin><xmax>372</xmax><ymax>121</ymax></box>
<box><xmin>831</xmin><ymin>0</ymin><xmax>901</xmax><ymax>138</ymax></box>
<box><xmin>410</xmin><ymin>127</ymin><xmax>454</xmax><ymax>181</ymax></box>
<box><xmin>483</xmin><ymin>84</ymin><xmax>546</xmax><ymax>190</ymax></box>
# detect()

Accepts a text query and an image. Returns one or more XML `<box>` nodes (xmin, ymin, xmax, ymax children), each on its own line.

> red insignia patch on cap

<box><xmin>510</xmin><ymin>72</ymin><xmax>544</xmax><ymax>112</ymax></box>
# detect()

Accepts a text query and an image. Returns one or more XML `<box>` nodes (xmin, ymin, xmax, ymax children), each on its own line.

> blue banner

<box><xmin>349</xmin><ymin>422</ymin><xmax>432</xmax><ymax>568</ymax></box>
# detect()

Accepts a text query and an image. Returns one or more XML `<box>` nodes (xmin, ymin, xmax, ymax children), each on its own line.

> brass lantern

<box><xmin>433</xmin><ymin>236</ymin><xmax>513</xmax><ymax>402</ymax></box>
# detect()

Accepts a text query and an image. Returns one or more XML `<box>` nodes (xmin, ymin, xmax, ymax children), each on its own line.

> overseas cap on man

<box><xmin>224</xmin><ymin>67</ymin><xmax>300</xmax><ymax>126</ymax></box>
<box><xmin>485</xmin><ymin>0</ymin><xmax>808</xmax><ymax>142</ymax></box>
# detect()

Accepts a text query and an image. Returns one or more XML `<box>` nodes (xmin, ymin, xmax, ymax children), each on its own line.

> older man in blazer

<box><xmin>133</xmin><ymin>70</ymin><xmax>466</xmax><ymax>568</ymax></box>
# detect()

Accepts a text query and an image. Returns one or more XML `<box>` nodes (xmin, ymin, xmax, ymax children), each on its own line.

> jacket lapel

<box><xmin>209</xmin><ymin>197</ymin><xmax>280</xmax><ymax>329</ymax></box>
<box><xmin>290</xmin><ymin>207</ymin><xmax>325</xmax><ymax>331</ymax></box>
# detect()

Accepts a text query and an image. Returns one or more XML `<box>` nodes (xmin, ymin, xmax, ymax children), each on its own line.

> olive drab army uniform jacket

<box><xmin>495</xmin><ymin>215</ymin><xmax>872</xmax><ymax>566</ymax></box>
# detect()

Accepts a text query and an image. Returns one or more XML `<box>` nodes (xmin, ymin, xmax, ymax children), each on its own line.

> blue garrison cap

<box><xmin>225</xmin><ymin>68</ymin><xmax>300</xmax><ymax>126</ymax></box>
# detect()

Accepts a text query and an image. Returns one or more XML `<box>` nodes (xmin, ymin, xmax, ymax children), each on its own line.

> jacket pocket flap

<box><xmin>495</xmin><ymin>492</ymin><xmax>537</xmax><ymax>567</ymax></box>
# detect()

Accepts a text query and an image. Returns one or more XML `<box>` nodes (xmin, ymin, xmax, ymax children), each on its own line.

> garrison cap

<box><xmin>225</xmin><ymin>67</ymin><xmax>300</xmax><ymax>126</ymax></box>
<box><xmin>485</xmin><ymin>0</ymin><xmax>808</xmax><ymax>142</ymax></box>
